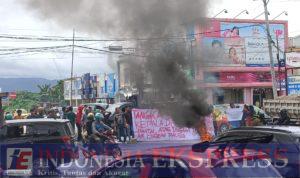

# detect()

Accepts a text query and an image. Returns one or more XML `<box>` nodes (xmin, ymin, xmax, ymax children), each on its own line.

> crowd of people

<box><xmin>4</xmin><ymin>104</ymin><xmax>134</xmax><ymax>144</ymax></box>
<box><xmin>76</xmin><ymin>105</ymin><xmax>134</xmax><ymax>143</ymax></box>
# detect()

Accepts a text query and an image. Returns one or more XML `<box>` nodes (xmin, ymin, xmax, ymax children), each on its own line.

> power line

<box><xmin>0</xmin><ymin>24</ymin><xmax>271</xmax><ymax>42</ymax></box>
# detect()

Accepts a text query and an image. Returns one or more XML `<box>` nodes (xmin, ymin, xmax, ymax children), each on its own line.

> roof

<box><xmin>5</xmin><ymin>118</ymin><xmax>69</xmax><ymax>125</ymax></box>
<box><xmin>230</xmin><ymin>126</ymin><xmax>300</xmax><ymax>135</ymax></box>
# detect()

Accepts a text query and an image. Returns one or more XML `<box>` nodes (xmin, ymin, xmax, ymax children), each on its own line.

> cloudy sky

<box><xmin>0</xmin><ymin>0</ymin><xmax>299</xmax><ymax>79</ymax></box>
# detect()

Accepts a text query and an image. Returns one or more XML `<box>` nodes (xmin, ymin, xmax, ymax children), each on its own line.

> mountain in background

<box><xmin>0</xmin><ymin>78</ymin><xmax>57</xmax><ymax>93</ymax></box>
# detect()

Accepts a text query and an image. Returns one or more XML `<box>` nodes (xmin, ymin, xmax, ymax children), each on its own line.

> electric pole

<box><xmin>276</xmin><ymin>36</ymin><xmax>281</xmax><ymax>92</ymax></box>
<box><xmin>263</xmin><ymin>0</ymin><xmax>278</xmax><ymax>98</ymax></box>
<box><xmin>70</xmin><ymin>29</ymin><xmax>75</xmax><ymax>106</ymax></box>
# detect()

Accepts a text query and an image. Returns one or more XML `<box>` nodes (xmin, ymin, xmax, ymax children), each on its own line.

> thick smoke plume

<box><xmin>23</xmin><ymin>0</ymin><xmax>212</xmax><ymax>127</ymax></box>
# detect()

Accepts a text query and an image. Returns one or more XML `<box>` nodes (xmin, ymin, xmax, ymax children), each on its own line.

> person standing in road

<box><xmin>124</xmin><ymin>106</ymin><xmax>134</xmax><ymax>139</ymax></box>
<box><xmin>76</xmin><ymin>105</ymin><xmax>84</xmax><ymax>141</ymax></box>
<box><xmin>66</xmin><ymin>106</ymin><xmax>76</xmax><ymax>131</ymax></box>
<box><xmin>113</xmin><ymin>108</ymin><xmax>121</xmax><ymax>140</ymax></box>
<box><xmin>14</xmin><ymin>110</ymin><xmax>24</xmax><ymax>120</ymax></box>
<box><xmin>118</xmin><ymin>108</ymin><xmax>129</xmax><ymax>143</ymax></box>
<box><xmin>5</xmin><ymin>112</ymin><xmax>13</xmax><ymax>120</ymax></box>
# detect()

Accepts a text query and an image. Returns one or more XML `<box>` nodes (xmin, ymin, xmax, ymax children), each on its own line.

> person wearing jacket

<box><xmin>91</xmin><ymin>113</ymin><xmax>112</xmax><ymax>143</ymax></box>
<box><xmin>76</xmin><ymin>105</ymin><xmax>85</xmax><ymax>141</ymax></box>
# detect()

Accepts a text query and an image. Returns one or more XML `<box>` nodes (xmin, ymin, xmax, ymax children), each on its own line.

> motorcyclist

<box><xmin>91</xmin><ymin>113</ymin><xmax>113</xmax><ymax>143</ymax></box>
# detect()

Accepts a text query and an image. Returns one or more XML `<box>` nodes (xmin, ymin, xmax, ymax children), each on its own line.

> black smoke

<box><xmin>22</xmin><ymin>0</ymin><xmax>212</xmax><ymax>127</ymax></box>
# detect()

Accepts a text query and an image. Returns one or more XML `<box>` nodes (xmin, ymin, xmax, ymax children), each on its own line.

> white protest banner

<box><xmin>225</xmin><ymin>108</ymin><xmax>243</xmax><ymax>122</ymax></box>
<box><xmin>132</xmin><ymin>109</ymin><xmax>199</xmax><ymax>141</ymax></box>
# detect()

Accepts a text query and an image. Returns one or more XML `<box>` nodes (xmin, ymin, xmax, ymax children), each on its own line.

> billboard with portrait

<box><xmin>193</xmin><ymin>19</ymin><xmax>287</xmax><ymax>67</ymax></box>
<box><xmin>220</xmin><ymin>22</ymin><xmax>285</xmax><ymax>67</ymax></box>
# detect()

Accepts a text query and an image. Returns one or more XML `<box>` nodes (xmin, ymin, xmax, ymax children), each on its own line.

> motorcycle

<box><xmin>80</xmin><ymin>129</ymin><xmax>122</xmax><ymax>159</ymax></box>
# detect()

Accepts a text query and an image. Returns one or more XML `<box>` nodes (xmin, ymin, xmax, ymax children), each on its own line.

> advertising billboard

<box><xmin>106</xmin><ymin>73</ymin><xmax>118</xmax><ymax>98</ymax></box>
<box><xmin>64</xmin><ymin>78</ymin><xmax>82</xmax><ymax>100</ymax></box>
<box><xmin>82</xmin><ymin>73</ymin><xmax>91</xmax><ymax>99</ymax></box>
<box><xmin>194</xmin><ymin>19</ymin><xmax>287</xmax><ymax>67</ymax></box>
<box><xmin>286</xmin><ymin>52</ymin><xmax>300</xmax><ymax>67</ymax></box>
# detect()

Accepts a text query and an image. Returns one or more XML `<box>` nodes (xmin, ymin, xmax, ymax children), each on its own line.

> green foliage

<box><xmin>4</xmin><ymin>80</ymin><xmax>65</xmax><ymax>112</ymax></box>
<box><xmin>5</xmin><ymin>91</ymin><xmax>40</xmax><ymax>112</ymax></box>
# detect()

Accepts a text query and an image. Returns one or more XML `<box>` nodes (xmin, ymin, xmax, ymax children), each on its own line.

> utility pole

<box><xmin>263</xmin><ymin>0</ymin><xmax>278</xmax><ymax>98</ymax></box>
<box><xmin>276</xmin><ymin>36</ymin><xmax>281</xmax><ymax>92</ymax></box>
<box><xmin>70</xmin><ymin>29</ymin><xmax>75</xmax><ymax>106</ymax></box>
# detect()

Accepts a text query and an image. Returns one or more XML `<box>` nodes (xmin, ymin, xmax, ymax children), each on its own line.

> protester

<box><xmin>91</xmin><ymin>113</ymin><xmax>112</xmax><ymax>143</ymax></box>
<box><xmin>118</xmin><ymin>108</ymin><xmax>129</xmax><ymax>143</ymax></box>
<box><xmin>14</xmin><ymin>109</ymin><xmax>24</xmax><ymax>120</ymax></box>
<box><xmin>61</xmin><ymin>106</ymin><xmax>67</xmax><ymax>119</ymax></box>
<box><xmin>241</xmin><ymin>105</ymin><xmax>250</xmax><ymax>126</ymax></box>
<box><xmin>249</xmin><ymin>105</ymin><xmax>262</xmax><ymax>126</ymax></box>
<box><xmin>27</xmin><ymin>108</ymin><xmax>38</xmax><ymax>119</ymax></box>
<box><xmin>124</xmin><ymin>106</ymin><xmax>134</xmax><ymax>139</ymax></box>
<box><xmin>76</xmin><ymin>105</ymin><xmax>85</xmax><ymax>141</ymax></box>
<box><xmin>66</xmin><ymin>106</ymin><xmax>76</xmax><ymax>131</ymax></box>
<box><xmin>86</xmin><ymin>113</ymin><xmax>95</xmax><ymax>137</ymax></box>
<box><xmin>47</xmin><ymin>109</ymin><xmax>58</xmax><ymax>119</ymax></box>
<box><xmin>113</xmin><ymin>108</ymin><xmax>121</xmax><ymax>139</ymax></box>
<box><xmin>37</xmin><ymin>107</ymin><xmax>46</xmax><ymax>118</ymax></box>
<box><xmin>81</xmin><ymin>106</ymin><xmax>90</xmax><ymax>126</ymax></box>
<box><xmin>5</xmin><ymin>112</ymin><xmax>13</xmax><ymax>120</ymax></box>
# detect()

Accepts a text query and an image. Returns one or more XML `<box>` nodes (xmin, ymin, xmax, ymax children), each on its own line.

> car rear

<box><xmin>0</xmin><ymin>119</ymin><xmax>77</xmax><ymax>177</ymax></box>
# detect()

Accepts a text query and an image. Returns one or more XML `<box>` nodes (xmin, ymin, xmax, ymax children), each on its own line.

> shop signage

<box><xmin>286</xmin><ymin>52</ymin><xmax>300</xmax><ymax>67</ymax></box>
<box><xmin>287</xmin><ymin>76</ymin><xmax>300</xmax><ymax>95</ymax></box>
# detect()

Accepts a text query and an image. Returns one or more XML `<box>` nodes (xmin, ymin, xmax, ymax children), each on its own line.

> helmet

<box><xmin>5</xmin><ymin>114</ymin><xmax>13</xmax><ymax>120</ymax></box>
<box><xmin>95</xmin><ymin>113</ymin><xmax>104</xmax><ymax>121</ymax></box>
<box><xmin>87</xmin><ymin>113</ymin><xmax>95</xmax><ymax>121</ymax></box>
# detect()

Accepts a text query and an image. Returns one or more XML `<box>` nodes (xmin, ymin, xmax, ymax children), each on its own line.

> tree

<box><xmin>37</xmin><ymin>84</ymin><xmax>51</xmax><ymax>95</ymax></box>
<box><xmin>5</xmin><ymin>91</ymin><xmax>40</xmax><ymax>112</ymax></box>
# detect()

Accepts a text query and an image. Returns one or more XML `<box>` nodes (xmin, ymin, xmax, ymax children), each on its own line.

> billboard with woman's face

<box><xmin>193</xmin><ymin>19</ymin><xmax>287</xmax><ymax>67</ymax></box>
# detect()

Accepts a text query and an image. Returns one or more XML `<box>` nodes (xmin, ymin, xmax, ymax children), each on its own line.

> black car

<box><xmin>0</xmin><ymin>119</ymin><xmax>77</xmax><ymax>177</ymax></box>
<box><xmin>213</xmin><ymin>126</ymin><xmax>300</xmax><ymax>178</ymax></box>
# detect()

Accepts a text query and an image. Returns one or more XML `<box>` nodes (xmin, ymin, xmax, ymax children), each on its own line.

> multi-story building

<box><xmin>191</xmin><ymin>18</ymin><xmax>288</xmax><ymax>106</ymax></box>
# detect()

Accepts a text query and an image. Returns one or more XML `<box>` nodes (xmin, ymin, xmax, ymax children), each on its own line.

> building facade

<box><xmin>191</xmin><ymin>18</ymin><xmax>288</xmax><ymax>106</ymax></box>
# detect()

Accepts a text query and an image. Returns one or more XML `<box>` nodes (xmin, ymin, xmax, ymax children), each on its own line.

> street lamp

<box><xmin>233</xmin><ymin>10</ymin><xmax>249</xmax><ymax>19</ymax></box>
<box><xmin>213</xmin><ymin>9</ymin><xmax>228</xmax><ymax>18</ymax></box>
<box><xmin>253</xmin><ymin>11</ymin><xmax>270</xmax><ymax>19</ymax></box>
<box><xmin>272</xmin><ymin>11</ymin><xmax>288</xmax><ymax>20</ymax></box>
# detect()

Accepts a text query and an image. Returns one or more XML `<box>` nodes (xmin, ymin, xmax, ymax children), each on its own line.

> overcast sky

<box><xmin>0</xmin><ymin>0</ymin><xmax>299</xmax><ymax>79</ymax></box>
